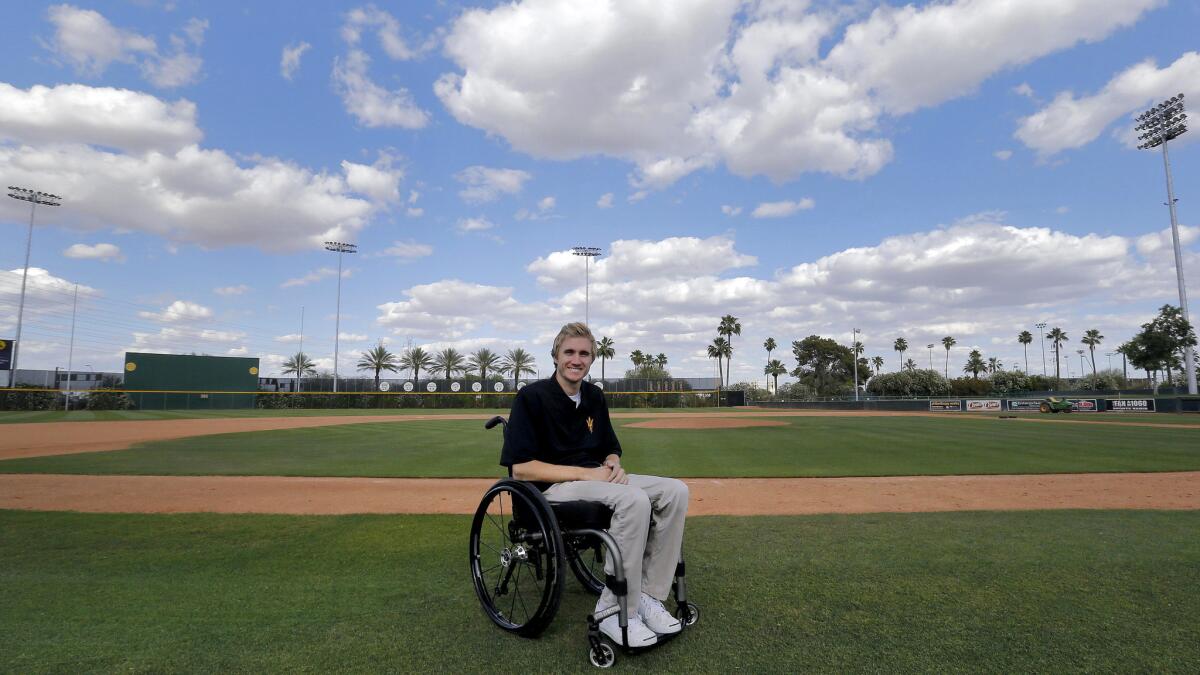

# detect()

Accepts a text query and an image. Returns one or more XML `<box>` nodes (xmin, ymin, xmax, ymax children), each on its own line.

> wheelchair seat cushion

<box><xmin>550</xmin><ymin>500</ymin><xmax>613</xmax><ymax>530</ymax></box>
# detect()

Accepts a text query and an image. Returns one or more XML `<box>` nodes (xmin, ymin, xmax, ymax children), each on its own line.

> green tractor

<box><xmin>1039</xmin><ymin>397</ymin><xmax>1073</xmax><ymax>414</ymax></box>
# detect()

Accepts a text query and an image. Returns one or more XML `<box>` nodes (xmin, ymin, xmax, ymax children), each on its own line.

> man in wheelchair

<box><xmin>500</xmin><ymin>322</ymin><xmax>690</xmax><ymax>649</ymax></box>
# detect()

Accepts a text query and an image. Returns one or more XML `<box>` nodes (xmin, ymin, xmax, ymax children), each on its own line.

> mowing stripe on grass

<box><xmin>2</xmin><ymin>509</ymin><xmax>1197</xmax><ymax>673</ymax></box>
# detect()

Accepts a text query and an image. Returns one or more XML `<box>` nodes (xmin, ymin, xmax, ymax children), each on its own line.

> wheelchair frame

<box><xmin>468</xmin><ymin>416</ymin><xmax>698</xmax><ymax>668</ymax></box>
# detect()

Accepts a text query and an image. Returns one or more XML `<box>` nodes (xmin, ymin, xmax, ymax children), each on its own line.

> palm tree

<box><xmin>1017</xmin><ymin>330</ymin><xmax>1033</xmax><ymax>373</ymax></box>
<box><xmin>941</xmin><ymin>336</ymin><xmax>956</xmax><ymax>378</ymax></box>
<box><xmin>654</xmin><ymin>353</ymin><xmax>668</xmax><ymax>369</ymax></box>
<box><xmin>1046</xmin><ymin>327</ymin><xmax>1068</xmax><ymax>379</ymax></box>
<box><xmin>282</xmin><ymin>352</ymin><xmax>316</xmax><ymax>391</ymax></box>
<box><xmin>630</xmin><ymin>349</ymin><xmax>647</xmax><ymax>375</ymax></box>
<box><xmin>718</xmin><ymin>315</ymin><xmax>741</xmax><ymax>386</ymax></box>
<box><xmin>596</xmin><ymin>336</ymin><xmax>615</xmax><ymax>381</ymax></box>
<box><xmin>1081</xmin><ymin>329</ymin><xmax>1104</xmax><ymax>376</ymax></box>
<box><xmin>987</xmin><ymin>356</ymin><xmax>1002</xmax><ymax>374</ymax></box>
<box><xmin>764</xmin><ymin>359</ymin><xmax>787</xmax><ymax>394</ymax></box>
<box><xmin>356</xmin><ymin>342</ymin><xmax>399</xmax><ymax>388</ymax></box>
<box><xmin>431</xmin><ymin>347</ymin><xmax>465</xmax><ymax>383</ymax></box>
<box><xmin>707</xmin><ymin>337</ymin><xmax>729</xmax><ymax>387</ymax></box>
<box><xmin>763</xmin><ymin>337</ymin><xmax>776</xmax><ymax>387</ymax></box>
<box><xmin>963</xmin><ymin>349</ymin><xmax>986</xmax><ymax>378</ymax></box>
<box><xmin>871</xmin><ymin>355</ymin><xmax>884</xmax><ymax>373</ymax></box>
<box><xmin>904</xmin><ymin>358</ymin><xmax>918</xmax><ymax>372</ymax></box>
<box><xmin>468</xmin><ymin>348</ymin><xmax>501</xmax><ymax>383</ymax></box>
<box><xmin>400</xmin><ymin>347</ymin><xmax>434</xmax><ymax>383</ymax></box>
<box><xmin>893</xmin><ymin>337</ymin><xmax>908</xmax><ymax>371</ymax></box>
<box><xmin>501</xmin><ymin>348</ymin><xmax>537</xmax><ymax>387</ymax></box>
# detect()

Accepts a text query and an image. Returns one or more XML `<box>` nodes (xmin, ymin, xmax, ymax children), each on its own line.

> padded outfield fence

<box><xmin>0</xmin><ymin>387</ymin><xmax>746</xmax><ymax>411</ymax></box>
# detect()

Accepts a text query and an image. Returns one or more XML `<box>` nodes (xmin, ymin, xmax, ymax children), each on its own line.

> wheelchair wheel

<box><xmin>469</xmin><ymin>479</ymin><xmax>565</xmax><ymax>637</ymax></box>
<box><xmin>565</xmin><ymin>533</ymin><xmax>606</xmax><ymax>596</ymax></box>
<box><xmin>589</xmin><ymin>642</ymin><xmax>615</xmax><ymax>668</ymax></box>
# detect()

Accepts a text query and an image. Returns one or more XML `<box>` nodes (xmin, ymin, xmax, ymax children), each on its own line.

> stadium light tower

<box><xmin>1035</xmin><ymin>322</ymin><xmax>1048</xmax><ymax>376</ymax></box>
<box><xmin>1136</xmin><ymin>93</ymin><xmax>1196</xmax><ymax>394</ymax></box>
<box><xmin>324</xmin><ymin>241</ymin><xmax>357</xmax><ymax>393</ymax></box>
<box><xmin>926</xmin><ymin>343</ymin><xmax>934</xmax><ymax>370</ymax></box>
<box><xmin>571</xmin><ymin>246</ymin><xmax>601</xmax><ymax>326</ymax></box>
<box><xmin>852</xmin><ymin>328</ymin><xmax>861</xmax><ymax>401</ymax></box>
<box><xmin>6</xmin><ymin>186</ymin><xmax>62</xmax><ymax>387</ymax></box>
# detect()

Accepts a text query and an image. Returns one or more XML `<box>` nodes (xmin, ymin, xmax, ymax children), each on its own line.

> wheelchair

<box><xmin>469</xmin><ymin>416</ymin><xmax>698</xmax><ymax>668</ymax></box>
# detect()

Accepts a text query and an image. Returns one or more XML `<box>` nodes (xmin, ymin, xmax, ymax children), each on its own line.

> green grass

<box><xmin>0</xmin><ymin>406</ymin><xmax>747</xmax><ymax>424</ymax></box>
<box><xmin>2</xmin><ymin>509</ymin><xmax>1196</xmax><ymax>673</ymax></box>
<box><xmin>3</xmin><ymin>416</ymin><xmax>1199</xmax><ymax>478</ymax></box>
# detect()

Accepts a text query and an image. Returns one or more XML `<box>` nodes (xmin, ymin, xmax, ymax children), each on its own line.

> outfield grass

<box><xmin>2</xmin><ymin>416</ymin><xmax>1198</xmax><ymax>478</ymax></box>
<box><xmin>0</xmin><ymin>406</ymin><xmax>752</xmax><ymax>424</ymax></box>
<box><xmin>2</xmin><ymin>509</ymin><xmax>1196</xmax><ymax>673</ymax></box>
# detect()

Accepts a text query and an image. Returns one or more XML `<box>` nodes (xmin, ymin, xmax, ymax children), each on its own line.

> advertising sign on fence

<box><xmin>966</xmin><ymin>399</ymin><xmax>1001</xmax><ymax>411</ymax></box>
<box><xmin>0</xmin><ymin>338</ymin><xmax>11</xmax><ymax>370</ymax></box>
<box><xmin>930</xmin><ymin>399</ymin><xmax>961</xmax><ymax>411</ymax></box>
<box><xmin>1008</xmin><ymin>399</ymin><xmax>1042</xmax><ymax>411</ymax></box>
<box><xmin>1107</xmin><ymin>398</ymin><xmax>1155</xmax><ymax>412</ymax></box>
<box><xmin>1068</xmin><ymin>398</ymin><xmax>1098</xmax><ymax>412</ymax></box>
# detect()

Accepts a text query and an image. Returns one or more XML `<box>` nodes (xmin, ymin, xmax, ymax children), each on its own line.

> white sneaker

<box><xmin>639</xmin><ymin>593</ymin><xmax>682</xmax><ymax>635</ymax></box>
<box><xmin>597</xmin><ymin>613</ymin><xmax>658</xmax><ymax>648</ymax></box>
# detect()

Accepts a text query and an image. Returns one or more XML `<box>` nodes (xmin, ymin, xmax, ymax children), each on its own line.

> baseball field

<box><xmin>2</xmin><ymin>408</ymin><xmax>1199</xmax><ymax>672</ymax></box>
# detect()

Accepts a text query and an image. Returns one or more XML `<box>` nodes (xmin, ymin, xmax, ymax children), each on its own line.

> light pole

<box><xmin>6</xmin><ymin>186</ymin><xmax>62</xmax><ymax>387</ymax></box>
<box><xmin>852</xmin><ymin>328</ymin><xmax>861</xmax><ymax>401</ymax></box>
<box><xmin>571</xmin><ymin>246</ymin><xmax>601</xmax><ymax>326</ymax></box>
<box><xmin>1136</xmin><ymin>93</ymin><xmax>1196</xmax><ymax>395</ymax></box>
<box><xmin>324</xmin><ymin>241</ymin><xmax>357</xmax><ymax>393</ymax></box>
<box><xmin>1105</xmin><ymin>351</ymin><xmax>1114</xmax><ymax>371</ymax></box>
<box><xmin>926</xmin><ymin>344</ymin><xmax>934</xmax><ymax>370</ymax></box>
<box><xmin>1077</xmin><ymin>349</ymin><xmax>1086</xmax><ymax>379</ymax></box>
<box><xmin>1035</xmin><ymin>322</ymin><xmax>1048</xmax><ymax>376</ymax></box>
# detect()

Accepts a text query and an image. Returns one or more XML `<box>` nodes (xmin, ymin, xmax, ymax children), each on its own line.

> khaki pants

<box><xmin>543</xmin><ymin>474</ymin><xmax>689</xmax><ymax>608</ymax></box>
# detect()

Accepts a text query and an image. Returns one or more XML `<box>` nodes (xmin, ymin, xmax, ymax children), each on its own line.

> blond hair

<box><xmin>551</xmin><ymin>322</ymin><xmax>596</xmax><ymax>361</ymax></box>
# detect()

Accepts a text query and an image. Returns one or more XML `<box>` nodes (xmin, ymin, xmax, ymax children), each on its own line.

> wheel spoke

<box><xmin>509</xmin><ymin>558</ymin><xmax>521</xmax><ymax>621</ymax></box>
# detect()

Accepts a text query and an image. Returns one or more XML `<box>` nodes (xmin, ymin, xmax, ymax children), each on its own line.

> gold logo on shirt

<box><xmin>586</xmin><ymin>417</ymin><xmax>594</xmax><ymax>433</ymax></box>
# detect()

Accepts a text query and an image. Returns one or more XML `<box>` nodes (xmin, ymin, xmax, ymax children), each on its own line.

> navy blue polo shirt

<box><xmin>500</xmin><ymin>378</ymin><xmax>622</xmax><ymax>488</ymax></box>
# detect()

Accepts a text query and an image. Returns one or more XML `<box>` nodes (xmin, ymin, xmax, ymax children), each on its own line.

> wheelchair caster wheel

<box><xmin>680</xmin><ymin>601</ymin><xmax>699</xmax><ymax>626</ymax></box>
<box><xmin>589</xmin><ymin>642</ymin><xmax>615</xmax><ymax>668</ymax></box>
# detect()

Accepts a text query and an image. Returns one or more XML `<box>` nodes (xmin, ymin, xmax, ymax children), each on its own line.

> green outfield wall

<box><xmin>122</xmin><ymin>352</ymin><xmax>260</xmax><ymax>409</ymax></box>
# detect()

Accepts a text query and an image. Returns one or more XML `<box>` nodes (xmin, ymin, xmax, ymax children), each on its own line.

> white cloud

<box><xmin>1013</xmin><ymin>83</ymin><xmax>1035</xmax><ymax>98</ymax></box>
<box><xmin>1136</xmin><ymin>224</ymin><xmax>1200</xmax><ymax>257</ymax></box>
<box><xmin>527</xmin><ymin>235</ymin><xmax>757</xmax><ymax>289</ymax></box>
<box><xmin>214</xmin><ymin>285</ymin><xmax>249</xmax><ymax>296</ymax></box>
<box><xmin>405</xmin><ymin>207</ymin><xmax>424</xmax><ymax>217</ymax></box>
<box><xmin>339</xmin><ymin>332</ymin><xmax>369</xmax><ymax>342</ymax></box>
<box><xmin>0</xmin><ymin>268</ymin><xmax>99</xmax><ymax>333</ymax></box>
<box><xmin>342</xmin><ymin>154</ymin><xmax>404</xmax><ymax>203</ymax></box>
<box><xmin>342</xmin><ymin>5</ymin><xmax>430</xmax><ymax>60</ymax></box>
<box><xmin>994</xmin><ymin>149</ymin><xmax>1013</xmax><ymax>160</ymax></box>
<box><xmin>721</xmin><ymin>205</ymin><xmax>742</xmax><ymax>217</ymax></box>
<box><xmin>137</xmin><ymin>300</ymin><xmax>213</xmax><ymax>322</ymax></box>
<box><xmin>280</xmin><ymin>41</ymin><xmax>311</xmax><ymax>81</ymax></box>
<box><xmin>380</xmin><ymin>240</ymin><xmax>433</xmax><ymax>259</ymax></box>
<box><xmin>596</xmin><ymin>192</ymin><xmax>614</xmax><ymax>208</ymax></box>
<box><xmin>63</xmin><ymin>242</ymin><xmax>123</xmax><ymax>262</ymax></box>
<box><xmin>456</xmin><ymin>216</ymin><xmax>495</xmax><ymax>232</ymax></box>
<box><xmin>281</xmin><ymin>267</ymin><xmax>351</xmax><ymax>288</ymax></box>
<box><xmin>1055</xmin><ymin>206</ymin><xmax>1070</xmax><ymax>215</ymax></box>
<box><xmin>332</xmin><ymin>49</ymin><xmax>429</xmax><ymax>128</ymax></box>
<box><xmin>435</xmin><ymin>0</ymin><xmax>1160</xmax><ymax>188</ymax></box>
<box><xmin>44</xmin><ymin>5</ymin><xmax>206</xmax><ymax>88</ymax></box>
<box><xmin>1016</xmin><ymin>51</ymin><xmax>1200</xmax><ymax>156</ymax></box>
<box><xmin>0</xmin><ymin>82</ymin><xmax>200</xmax><ymax>153</ymax></box>
<box><xmin>538</xmin><ymin>196</ymin><xmax>556</xmax><ymax>211</ymax></box>
<box><xmin>0</xmin><ymin>82</ymin><xmax>380</xmax><ymax>252</ymax></box>
<box><xmin>456</xmin><ymin>166</ymin><xmax>531</xmax><ymax>203</ymax></box>
<box><xmin>377</xmin><ymin>279</ymin><xmax>529</xmax><ymax>339</ymax></box>
<box><xmin>752</xmin><ymin>198</ymin><xmax>814</xmax><ymax>218</ymax></box>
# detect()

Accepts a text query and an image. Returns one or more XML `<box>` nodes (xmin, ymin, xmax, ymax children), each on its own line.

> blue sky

<box><xmin>1</xmin><ymin>0</ymin><xmax>1198</xmax><ymax>383</ymax></box>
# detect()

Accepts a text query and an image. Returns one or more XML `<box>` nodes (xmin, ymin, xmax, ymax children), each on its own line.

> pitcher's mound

<box><xmin>626</xmin><ymin>418</ymin><xmax>788</xmax><ymax>430</ymax></box>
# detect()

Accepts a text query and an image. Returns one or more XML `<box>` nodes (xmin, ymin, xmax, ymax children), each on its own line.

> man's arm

<box><xmin>512</xmin><ymin>459</ymin><xmax>613</xmax><ymax>483</ymax></box>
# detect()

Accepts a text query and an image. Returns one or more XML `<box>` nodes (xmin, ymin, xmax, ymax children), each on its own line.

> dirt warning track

<box><xmin>1</xmin><ymin>471</ymin><xmax>1197</xmax><ymax>516</ymax></box>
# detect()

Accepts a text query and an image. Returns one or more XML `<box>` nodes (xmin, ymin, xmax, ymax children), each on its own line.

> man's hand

<box><xmin>603</xmin><ymin>456</ymin><xmax>628</xmax><ymax>485</ymax></box>
<box><xmin>581</xmin><ymin>465</ymin><xmax>614</xmax><ymax>482</ymax></box>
